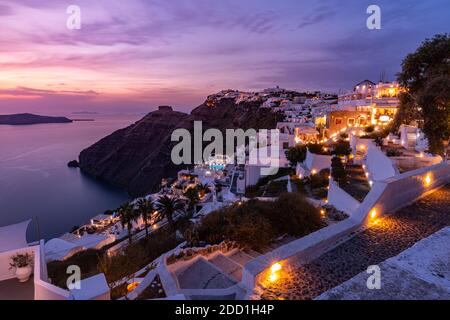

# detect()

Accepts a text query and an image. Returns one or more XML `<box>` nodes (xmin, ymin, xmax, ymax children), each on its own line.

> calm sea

<box><xmin>0</xmin><ymin>115</ymin><xmax>141</xmax><ymax>241</ymax></box>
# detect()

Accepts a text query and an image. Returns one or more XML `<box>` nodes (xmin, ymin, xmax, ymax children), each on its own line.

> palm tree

<box><xmin>183</xmin><ymin>187</ymin><xmax>200</xmax><ymax>217</ymax></box>
<box><xmin>118</xmin><ymin>202</ymin><xmax>139</xmax><ymax>244</ymax></box>
<box><xmin>197</xmin><ymin>183</ymin><xmax>211</xmax><ymax>198</ymax></box>
<box><xmin>155</xmin><ymin>195</ymin><xmax>185</xmax><ymax>230</ymax></box>
<box><xmin>136</xmin><ymin>198</ymin><xmax>154</xmax><ymax>239</ymax></box>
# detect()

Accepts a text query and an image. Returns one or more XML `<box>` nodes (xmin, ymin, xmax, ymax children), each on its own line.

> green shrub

<box><xmin>285</xmin><ymin>145</ymin><xmax>307</xmax><ymax>166</ymax></box>
<box><xmin>364</xmin><ymin>125</ymin><xmax>375</xmax><ymax>133</ymax></box>
<box><xmin>332</xmin><ymin>140</ymin><xmax>352</xmax><ymax>157</ymax></box>
<box><xmin>47</xmin><ymin>249</ymin><xmax>103</xmax><ymax>289</ymax></box>
<box><xmin>307</xmin><ymin>143</ymin><xmax>329</xmax><ymax>155</ymax></box>
<box><xmin>309</xmin><ymin>169</ymin><xmax>330</xmax><ymax>189</ymax></box>
<box><xmin>386</xmin><ymin>148</ymin><xmax>403</xmax><ymax>157</ymax></box>
<box><xmin>195</xmin><ymin>193</ymin><xmax>324</xmax><ymax>250</ymax></box>
<box><xmin>331</xmin><ymin>156</ymin><xmax>347</xmax><ymax>185</ymax></box>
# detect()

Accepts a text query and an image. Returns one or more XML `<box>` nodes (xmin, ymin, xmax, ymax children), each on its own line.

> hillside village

<box><xmin>2</xmin><ymin>73</ymin><xmax>449</xmax><ymax>301</ymax></box>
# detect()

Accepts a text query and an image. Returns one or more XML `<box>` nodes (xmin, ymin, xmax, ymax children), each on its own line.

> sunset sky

<box><xmin>0</xmin><ymin>0</ymin><xmax>448</xmax><ymax>114</ymax></box>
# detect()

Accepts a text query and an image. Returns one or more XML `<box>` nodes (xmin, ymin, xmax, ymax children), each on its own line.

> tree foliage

<box><xmin>332</xmin><ymin>140</ymin><xmax>352</xmax><ymax>157</ymax></box>
<box><xmin>155</xmin><ymin>195</ymin><xmax>185</xmax><ymax>230</ymax></box>
<box><xmin>331</xmin><ymin>156</ymin><xmax>346</xmax><ymax>186</ymax></box>
<box><xmin>285</xmin><ymin>144</ymin><xmax>307</xmax><ymax>166</ymax></box>
<box><xmin>394</xmin><ymin>34</ymin><xmax>450</xmax><ymax>155</ymax></box>
<box><xmin>195</xmin><ymin>193</ymin><xmax>324</xmax><ymax>250</ymax></box>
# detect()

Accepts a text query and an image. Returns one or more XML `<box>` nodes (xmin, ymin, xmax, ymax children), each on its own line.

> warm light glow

<box><xmin>311</xmin><ymin>169</ymin><xmax>317</xmax><ymax>175</ymax></box>
<box><xmin>424</xmin><ymin>174</ymin><xmax>432</xmax><ymax>187</ymax></box>
<box><xmin>127</xmin><ymin>282</ymin><xmax>140</xmax><ymax>292</ymax></box>
<box><xmin>271</xmin><ymin>263</ymin><xmax>282</xmax><ymax>273</ymax></box>
<box><xmin>370</xmin><ymin>209</ymin><xmax>377</xmax><ymax>219</ymax></box>
<box><xmin>268</xmin><ymin>262</ymin><xmax>282</xmax><ymax>283</ymax></box>
<box><xmin>268</xmin><ymin>273</ymin><xmax>278</xmax><ymax>282</ymax></box>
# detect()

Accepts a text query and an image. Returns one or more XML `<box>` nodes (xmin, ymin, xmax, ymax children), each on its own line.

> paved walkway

<box><xmin>262</xmin><ymin>185</ymin><xmax>450</xmax><ymax>300</ymax></box>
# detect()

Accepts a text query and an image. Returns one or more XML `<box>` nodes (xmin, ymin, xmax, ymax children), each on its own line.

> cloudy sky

<box><xmin>0</xmin><ymin>0</ymin><xmax>448</xmax><ymax>114</ymax></box>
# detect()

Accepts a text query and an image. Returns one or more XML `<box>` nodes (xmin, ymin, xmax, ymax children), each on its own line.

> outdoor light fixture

<box><xmin>268</xmin><ymin>273</ymin><xmax>279</xmax><ymax>283</ymax></box>
<box><xmin>370</xmin><ymin>209</ymin><xmax>377</xmax><ymax>220</ymax></box>
<box><xmin>424</xmin><ymin>174</ymin><xmax>432</xmax><ymax>187</ymax></box>
<box><xmin>268</xmin><ymin>262</ymin><xmax>282</xmax><ymax>283</ymax></box>
<box><xmin>127</xmin><ymin>282</ymin><xmax>140</xmax><ymax>292</ymax></box>
<box><xmin>271</xmin><ymin>263</ymin><xmax>282</xmax><ymax>273</ymax></box>
<box><xmin>311</xmin><ymin>169</ymin><xmax>317</xmax><ymax>175</ymax></box>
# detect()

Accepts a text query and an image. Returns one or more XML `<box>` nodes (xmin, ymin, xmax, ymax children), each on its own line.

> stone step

<box><xmin>209</xmin><ymin>253</ymin><xmax>243</xmax><ymax>281</ymax></box>
<box><xmin>227</xmin><ymin>251</ymin><xmax>256</xmax><ymax>267</ymax></box>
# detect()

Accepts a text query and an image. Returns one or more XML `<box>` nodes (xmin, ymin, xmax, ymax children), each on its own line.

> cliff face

<box><xmin>79</xmin><ymin>99</ymin><xmax>281</xmax><ymax>197</ymax></box>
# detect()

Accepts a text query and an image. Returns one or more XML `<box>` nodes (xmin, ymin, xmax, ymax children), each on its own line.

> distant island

<box><xmin>72</xmin><ymin>111</ymin><xmax>99</xmax><ymax>115</ymax></box>
<box><xmin>0</xmin><ymin>113</ymin><xmax>73</xmax><ymax>125</ymax></box>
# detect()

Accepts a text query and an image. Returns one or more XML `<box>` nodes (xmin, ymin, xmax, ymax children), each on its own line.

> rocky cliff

<box><xmin>78</xmin><ymin>98</ymin><xmax>282</xmax><ymax>197</ymax></box>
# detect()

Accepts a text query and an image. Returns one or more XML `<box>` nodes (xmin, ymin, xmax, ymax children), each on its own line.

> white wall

<box><xmin>34</xmin><ymin>241</ymin><xmax>71</xmax><ymax>300</ymax></box>
<box><xmin>0</xmin><ymin>247</ymin><xmax>35</xmax><ymax>281</ymax></box>
<box><xmin>305</xmin><ymin>150</ymin><xmax>332</xmax><ymax>172</ymax></box>
<box><xmin>365</xmin><ymin>140</ymin><xmax>398</xmax><ymax>181</ymax></box>
<box><xmin>327</xmin><ymin>178</ymin><xmax>360</xmax><ymax>215</ymax></box>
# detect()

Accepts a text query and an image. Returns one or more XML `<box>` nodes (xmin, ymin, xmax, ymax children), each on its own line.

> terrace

<box><xmin>0</xmin><ymin>276</ymin><xmax>34</xmax><ymax>300</ymax></box>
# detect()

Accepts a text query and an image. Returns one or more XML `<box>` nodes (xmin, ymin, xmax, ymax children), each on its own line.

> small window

<box><xmin>348</xmin><ymin>118</ymin><xmax>355</xmax><ymax>125</ymax></box>
<box><xmin>335</xmin><ymin>118</ymin><xmax>342</xmax><ymax>125</ymax></box>
<box><xmin>283</xmin><ymin>142</ymin><xmax>289</xmax><ymax>150</ymax></box>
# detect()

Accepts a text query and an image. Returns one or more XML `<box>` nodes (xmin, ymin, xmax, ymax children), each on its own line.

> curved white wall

<box><xmin>365</xmin><ymin>141</ymin><xmax>397</xmax><ymax>181</ymax></box>
<box><xmin>304</xmin><ymin>150</ymin><xmax>332</xmax><ymax>173</ymax></box>
<box><xmin>327</xmin><ymin>179</ymin><xmax>360</xmax><ymax>215</ymax></box>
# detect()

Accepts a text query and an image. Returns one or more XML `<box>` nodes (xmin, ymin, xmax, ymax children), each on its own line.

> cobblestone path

<box><xmin>262</xmin><ymin>185</ymin><xmax>450</xmax><ymax>300</ymax></box>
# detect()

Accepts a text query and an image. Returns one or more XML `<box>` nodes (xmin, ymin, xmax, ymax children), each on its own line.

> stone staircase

<box><xmin>207</xmin><ymin>250</ymin><xmax>260</xmax><ymax>282</ymax></box>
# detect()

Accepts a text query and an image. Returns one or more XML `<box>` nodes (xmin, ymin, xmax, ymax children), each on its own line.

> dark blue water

<box><xmin>0</xmin><ymin>115</ymin><xmax>140</xmax><ymax>241</ymax></box>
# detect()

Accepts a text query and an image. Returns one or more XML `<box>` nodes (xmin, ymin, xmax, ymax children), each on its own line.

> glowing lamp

<box><xmin>311</xmin><ymin>169</ymin><xmax>317</xmax><ymax>175</ymax></box>
<box><xmin>271</xmin><ymin>263</ymin><xmax>282</xmax><ymax>273</ymax></box>
<box><xmin>370</xmin><ymin>209</ymin><xmax>377</xmax><ymax>220</ymax></box>
<box><xmin>127</xmin><ymin>282</ymin><xmax>139</xmax><ymax>292</ymax></box>
<box><xmin>268</xmin><ymin>273</ymin><xmax>278</xmax><ymax>283</ymax></box>
<box><xmin>424</xmin><ymin>174</ymin><xmax>432</xmax><ymax>187</ymax></box>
